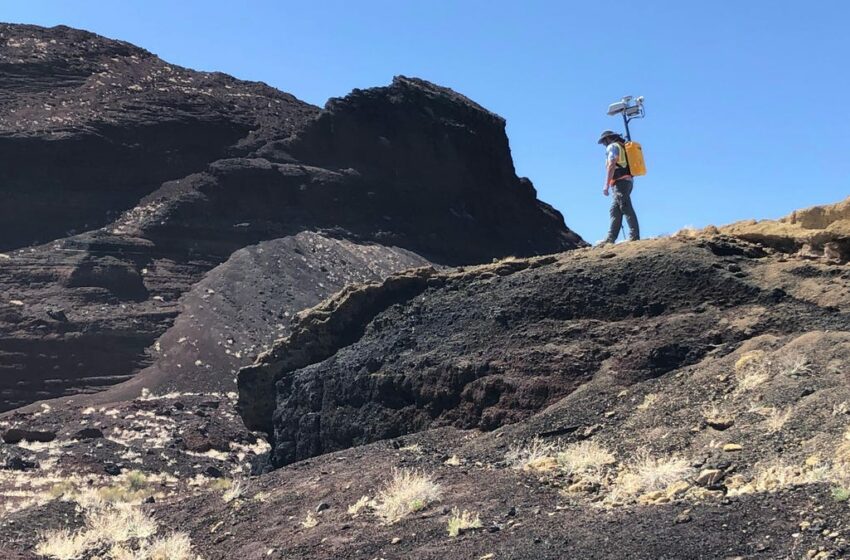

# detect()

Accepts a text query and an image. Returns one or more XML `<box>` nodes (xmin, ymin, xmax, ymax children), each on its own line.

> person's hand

<box><xmin>603</xmin><ymin>186</ymin><xmax>609</xmax><ymax>196</ymax></box>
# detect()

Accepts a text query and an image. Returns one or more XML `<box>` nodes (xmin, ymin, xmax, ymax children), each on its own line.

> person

<box><xmin>598</xmin><ymin>130</ymin><xmax>640</xmax><ymax>244</ymax></box>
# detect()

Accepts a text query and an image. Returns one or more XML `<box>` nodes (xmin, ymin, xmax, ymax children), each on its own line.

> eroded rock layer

<box><xmin>0</xmin><ymin>24</ymin><xmax>583</xmax><ymax>410</ymax></box>
<box><xmin>703</xmin><ymin>196</ymin><xmax>850</xmax><ymax>261</ymax></box>
<box><xmin>239</xmin><ymin>236</ymin><xmax>850</xmax><ymax>468</ymax></box>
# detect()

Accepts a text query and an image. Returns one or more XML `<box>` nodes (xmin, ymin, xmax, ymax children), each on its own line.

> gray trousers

<box><xmin>605</xmin><ymin>179</ymin><xmax>640</xmax><ymax>243</ymax></box>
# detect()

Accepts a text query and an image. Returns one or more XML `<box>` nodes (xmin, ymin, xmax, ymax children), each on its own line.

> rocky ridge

<box><xmin>3</xmin><ymin>227</ymin><xmax>849</xmax><ymax>559</ymax></box>
<box><xmin>702</xmin><ymin>196</ymin><xmax>850</xmax><ymax>261</ymax></box>
<box><xmin>1</xmin><ymin>22</ymin><xmax>849</xmax><ymax>560</ymax></box>
<box><xmin>0</xmin><ymin>24</ymin><xmax>583</xmax><ymax>411</ymax></box>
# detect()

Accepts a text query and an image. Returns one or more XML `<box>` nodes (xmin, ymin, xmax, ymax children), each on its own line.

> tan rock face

<box><xmin>702</xmin><ymin>197</ymin><xmax>850</xmax><ymax>262</ymax></box>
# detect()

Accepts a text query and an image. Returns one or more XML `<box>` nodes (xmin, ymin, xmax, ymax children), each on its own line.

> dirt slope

<box><xmin>2</xmin><ymin>231</ymin><xmax>849</xmax><ymax>559</ymax></box>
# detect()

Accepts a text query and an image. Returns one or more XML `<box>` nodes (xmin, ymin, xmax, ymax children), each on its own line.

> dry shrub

<box><xmin>556</xmin><ymin>440</ymin><xmax>616</xmax><ymax>475</ymax></box>
<box><xmin>373</xmin><ymin>469</ymin><xmax>442</xmax><ymax>524</ymax></box>
<box><xmin>610</xmin><ymin>448</ymin><xmax>692</xmax><ymax>499</ymax></box>
<box><xmin>347</xmin><ymin>495</ymin><xmax>374</xmax><ymax>516</ymax></box>
<box><xmin>35</xmin><ymin>528</ymin><xmax>91</xmax><ymax>560</ymax></box>
<box><xmin>447</xmin><ymin>508</ymin><xmax>482</xmax><ymax>537</ymax></box>
<box><xmin>506</xmin><ymin>437</ymin><xmax>559</xmax><ymax>472</ymax></box>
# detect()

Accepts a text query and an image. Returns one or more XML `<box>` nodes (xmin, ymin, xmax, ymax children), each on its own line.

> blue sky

<box><xmin>4</xmin><ymin>1</ymin><xmax>848</xmax><ymax>242</ymax></box>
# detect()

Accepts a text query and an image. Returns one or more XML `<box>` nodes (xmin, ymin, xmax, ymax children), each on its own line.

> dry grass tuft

<box><xmin>726</xmin><ymin>461</ymin><xmax>828</xmax><ymax>496</ymax></box>
<box><xmin>147</xmin><ymin>532</ymin><xmax>195</xmax><ymax>560</ymax></box>
<box><xmin>610</xmin><ymin>448</ymin><xmax>692</xmax><ymax>499</ymax></box>
<box><xmin>778</xmin><ymin>355</ymin><xmax>812</xmax><ymax>377</ymax></box>
<box><xmin>734</xmin><ymin>351</ymin><xmax>771</xmax><ymax>392</ymax></box>
<box><xmin>760</xmin><ymin>407</ymin><xmax>793</xmax><ymax>433</ymax></box>
<box><xmin>74</xmin><ymin>470</ymin><xmax>156</xmax><ymax>507</ymax></box>
<box><xmin>447</xmin><ymin>508</ymin><xmax>482</xmax><ymax>537</ymax></box>
<box><xmin>35</xmin><ymin>500</ymin><xmax>196</xmax><ymax>560</ymax></box>
<box><xmin>506</xmin><ymin>437</ymin><xmax>559</xmax><ymax>472</ymax></box>
<box><xmin>734</xmin><ymin>350</ymin><xmax>814</xmax><ymax>393</ymax></box>
<box><xmin>222</xmin><ymin>479</ymin><xmax>247</xmax><ymax>503</ymax></box>
<box><xmin>86</xmin><ymin>503</ymin><xmax>158</xmax><ymax>543</ymax></box>
<box><xmin>444</xmin><ymin>455</ymin><xmax>462</xmax><ymax>466</ymax></box>
<box><xmin>556</xmin><ymin>440</ymin><xmax>616</xmax><ymax>475</ymax></box>
<box><xmin>373</xmin><ymin>469</ymin><xmax>442</xmax><ymax>524</ymax></box>
<box><xmin>347</xmin><ymin>495</ymin><xmax>374</xmax><ymax>517</ymax></box>
<box><xmin>35</xmin><ymin>528</ymin><xmax>91</xmax><ymax>560</ymax></box>
<box><xmin>832</xmin><ymin>487</ymin><xmax>850</xmax><ymax>502</ymax></box>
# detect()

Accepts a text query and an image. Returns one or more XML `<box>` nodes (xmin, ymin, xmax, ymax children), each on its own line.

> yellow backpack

<box><xmin>625</xmin><ymin>141</ymin><xmax>647</xmax><ymax>176</ymax></box>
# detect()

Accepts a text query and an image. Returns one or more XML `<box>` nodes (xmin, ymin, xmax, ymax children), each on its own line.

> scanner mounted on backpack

<box><xmin>606</xmin><ymin>95</ymin><xmax>647</xmax><ymax>177</ymax></box>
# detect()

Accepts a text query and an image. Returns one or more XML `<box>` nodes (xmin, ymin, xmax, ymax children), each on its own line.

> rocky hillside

<box><xmin>2</xmin><ymin>224</ymin><xmax>849</xmax><ymax>559</ymax></box>
<box><xmin>2</xmin><ymin>22</ymin><xmax>849</xmax><ymax>560</ymax></box>
<box><xmin>0</xmin><ymin>24</ymin><xmax>583</xmax><ymax>411</ymax></box>
<box><xmin>238</xmin><ymin>232</ymin><xmax>849</xmax><ymax>467</ymax></box>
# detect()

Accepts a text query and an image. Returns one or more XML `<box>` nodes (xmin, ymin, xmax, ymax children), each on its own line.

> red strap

<box><xmin>608</xmin><ymin>175</ymin><xmax>633</xmax><ymax>186</ymax></box>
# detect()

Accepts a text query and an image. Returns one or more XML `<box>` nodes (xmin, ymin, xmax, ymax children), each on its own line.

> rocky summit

<box><xmin>0</xmin><ymin>24</ymin><xmax>582</xmax><ymax>412</ymax></box>
<box><xmin>1</xmin><ymin>23</ymin><xmax>849</xmax><ymax>560</ymax></box>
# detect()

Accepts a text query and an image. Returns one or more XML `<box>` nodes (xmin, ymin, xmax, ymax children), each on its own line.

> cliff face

<box><xmin>0</xmin><ymin>24</ymin><xmax>584</xmax><ymax>411</ymax></box>
<box><xmin>0</xmin><ymin>24</ymin><xmax>315</xmax><ymax>251</ymax></box>
<box><xmin>239</xmin><ymin>235</ymin><xmax>850</xmax><ymax>467</ymax></box>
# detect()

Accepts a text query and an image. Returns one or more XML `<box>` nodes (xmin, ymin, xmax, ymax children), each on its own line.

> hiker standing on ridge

<box><xmin>598</xmin><ymin>130</ymin><xmax>640</xmax><ymax>244</ymax></box>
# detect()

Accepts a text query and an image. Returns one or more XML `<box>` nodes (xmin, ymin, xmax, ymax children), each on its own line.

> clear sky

<box><xmin>4</xmin><ymin>1</ymin><xmax>848</xmax><ymax>242</ymax></box>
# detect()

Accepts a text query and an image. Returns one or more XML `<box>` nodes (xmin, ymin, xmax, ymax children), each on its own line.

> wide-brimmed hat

<box><xmin>597</xmin><ymin>130</ymin><xmax>620</xmax><ymax>144</ymax></box>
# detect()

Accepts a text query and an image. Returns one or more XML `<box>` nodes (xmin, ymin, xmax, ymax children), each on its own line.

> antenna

<box><xmin>606</xmin><ymin>95</ymin><xmax>645</xmax><ymax>141</ymax></box>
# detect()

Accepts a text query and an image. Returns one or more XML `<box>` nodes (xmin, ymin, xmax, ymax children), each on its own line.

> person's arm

<box><xmin>603</xmin><ymin>145</ymin><xmax>618</xmax><ymax>195</ymax></box>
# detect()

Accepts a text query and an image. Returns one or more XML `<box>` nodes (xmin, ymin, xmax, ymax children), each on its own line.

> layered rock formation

<box><xmin>6</xmin><ymin>227</ymin><xmax>847</xmax><ymax>559</ymax></box>
<box><xmin>0</xmin><ymin>24</ymin><xmax>583</xmax><ymax>411</ymax></box>
<box><xmin>239</xmin><ymin>234</ymin><xmax>850</xmax><ymax>468</ymax></box>
<box><xmin>7</xmin><ymin>22</ymin><xmax>850</xmax><ymax>560</ymax></box>
<box><xmin>699</xmin><ymin>196</ymin><xmax>850</xmax><ymax>261</ymax></box>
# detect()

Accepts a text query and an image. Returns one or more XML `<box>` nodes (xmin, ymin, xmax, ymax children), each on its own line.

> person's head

<box><xmin>597</xmin><ymin>130</ymin><xmax>622</xmax><ymax>146</ymax></box>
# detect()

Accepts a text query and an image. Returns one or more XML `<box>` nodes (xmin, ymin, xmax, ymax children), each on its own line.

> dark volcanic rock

<box><xmin>1</xmin><ymin>428</ymin><xmax>55</xmax><ymax>444</ymax></box>
<box><xmin>238</xmin><ymin>238</ymin><xmax>850</xmax><ymax>467</ymax></box>
<box><xmin>0</xmin><ymin>24</ymin><xmax>316</xmax><ymax>251</ymax></box>
<box><xmin>102</xmin><ymin>233</ymin><xmax>432</xmax><ymax>401</ymax></box>
<box><xmin>0</xmin><ymin>445</ymin><xmax>39</xmax><ymax>471</ymax></box>
<box><xmin>284</xmin><ymin>76</ymin><xmax>578</xmax><ymax>263</ymax></box>
<box><xmin>0</xmin><ymin>24</ymin><xmax>584</xmax><ymax>410</ymax></box>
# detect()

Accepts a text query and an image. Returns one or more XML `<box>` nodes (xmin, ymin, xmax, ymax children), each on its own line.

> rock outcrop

<box><xmin>5</xmin><ymin>22</ymin><xmax>850</xmax><ymax>560</ymax></box>
<box><xmin>239</xmin><ymin>234</ymin><xmax>850</xmax><ymax>468</ymax></box>
<box><xmin>0</xmin><ymin>24</ymin><xmax>584</xmax><ymax>411</ymax></box>
<box><xmin>4</xmin><ymin>206</ymin><xmax>850</xmax><ymax>559</ymax></box>
<box><xmin>699</xmin><ymin>196</ymin><xmax>850</xmax><ymax>261</ymax></box>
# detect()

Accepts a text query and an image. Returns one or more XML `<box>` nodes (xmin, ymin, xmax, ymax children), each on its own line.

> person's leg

<box><xmin>605</xmin><ymin>190</ymin><xmax>624</xmax><ymax>243</ymax></box>
<box><xmin>620</xmin><ymin>181</ymin><xmax>640</xmax><ymax>241</ymax></box>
